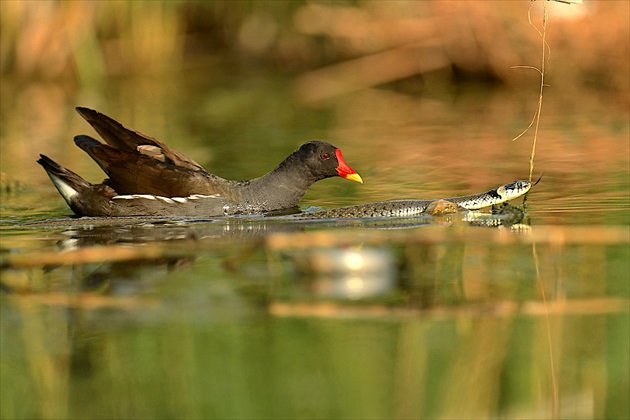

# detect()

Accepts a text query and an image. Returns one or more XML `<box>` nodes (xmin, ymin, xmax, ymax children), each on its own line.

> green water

<box><xmin>1</xmin><ymin>71</ymin><xmax>629</xmax><ymax>419</ymax></box>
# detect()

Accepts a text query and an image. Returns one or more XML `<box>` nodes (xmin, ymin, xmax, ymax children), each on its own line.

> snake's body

<box><xmin>298</xmin><ymin>180</ymin><xmax>531</xmax><ymax>219</ymax></box>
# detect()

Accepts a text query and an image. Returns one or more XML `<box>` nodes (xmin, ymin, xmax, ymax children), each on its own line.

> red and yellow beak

<box><xmin>335</xmin><ymin>149</ymin><xmax>363</xmax><ymax>184</ymax></box>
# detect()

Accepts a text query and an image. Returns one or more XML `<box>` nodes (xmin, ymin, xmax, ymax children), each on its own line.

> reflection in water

<box><xmin>19</xmin><ymin>201</ymin><xmax>529</xmax><ymax>249</ymax></box>
<box><xmin>289</xmin><ymin>247</ymin><xmax>396</xmax><ymax>300</ymax></box>
<box><xmin>3</xmin><ymin>249</ymin><xmax>627</xmax><ymax>419</ymax></box>
<box><xmin>4</xmin><ymin>208</ymin><xmax>529</xmax><ymax>302</ymax></box>
<box><xmin>1</xmin><ymin>218</ymin><xmax>628</xmax><ymax>418</ymax></box>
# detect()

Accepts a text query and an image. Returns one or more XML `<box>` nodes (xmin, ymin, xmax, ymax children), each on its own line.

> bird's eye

<box><xmin>321</xmin><ymin>152</ymin><xmax>330</xmax><ymax>160</ymax></box>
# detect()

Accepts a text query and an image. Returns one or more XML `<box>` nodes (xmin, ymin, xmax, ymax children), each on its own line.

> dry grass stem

<box><xmin>510</xmin><ymin>2</ymin><xmax>552</xmax><ymax>183</ymax></box>
<box><xmin>528</xmin><ymin>3</ymin><xmax>548</xmax><ymax>184</ymax></box>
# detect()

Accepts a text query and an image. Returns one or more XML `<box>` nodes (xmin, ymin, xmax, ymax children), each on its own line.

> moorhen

<box><xmin>38</xmin><ymin>107</ymin><xmax>363</xmax><ymax>217</ymax></box>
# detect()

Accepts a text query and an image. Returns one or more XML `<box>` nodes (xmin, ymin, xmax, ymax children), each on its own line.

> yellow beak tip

<box><xmin>345</xmin><ymin>173</ymin><xmax>363</xmax><ymax>184</ymax></box>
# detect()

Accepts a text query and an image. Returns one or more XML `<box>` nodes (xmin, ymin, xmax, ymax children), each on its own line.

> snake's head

<box><xmin>498</xmin><ymin>180</ymin><xmax>532</xmax><ymax>200</ymax></box>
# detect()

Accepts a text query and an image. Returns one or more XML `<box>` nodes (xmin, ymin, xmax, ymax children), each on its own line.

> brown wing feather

<box><xmin>74</xmin><ymin>135</ymin><xmax>221</xmax><ymax>196</ymax></box>
<box><xmin>75</xmin><ymin>107</ymin><xmax>204</xmax><ymax>172</ymax></box>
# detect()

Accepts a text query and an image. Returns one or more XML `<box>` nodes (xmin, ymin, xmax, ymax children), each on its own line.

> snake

<box><xmin>295</xmin><ymin>179</ymin><xmax>532</xmax><ymax>219</ymax></box>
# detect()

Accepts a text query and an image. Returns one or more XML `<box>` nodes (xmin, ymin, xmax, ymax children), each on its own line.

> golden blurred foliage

<box><xmin>1</xmin><ymin>1</ymin><xmax>628</xmax><ymax>98</ymax></box>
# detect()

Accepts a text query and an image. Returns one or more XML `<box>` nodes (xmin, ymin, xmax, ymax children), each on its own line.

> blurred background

<box><xmin>1</xmin><ymin>3</ymin><xmax>629</xmax><ymax>419</ymax></box>
<box><xmin>1</xmin><ymin>1</ymin><xmax>628</xmax><ymax>213</ymax></box>
<box><xmin>2</xmin><ymin>1</ymin><xmax>627</xmax><ymax>93</ymax></box>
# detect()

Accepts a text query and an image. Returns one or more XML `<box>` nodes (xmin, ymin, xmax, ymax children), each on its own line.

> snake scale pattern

<box><xmin>298</xmin><ymin>180</ymin><xmax>531</xmax><ymax>219</ymax></box>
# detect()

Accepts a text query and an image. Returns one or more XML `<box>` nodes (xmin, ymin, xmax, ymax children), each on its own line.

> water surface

<box><xmin>1</xmin><ymin>75</ymin><xmax>628</xmax><ymax>419</ymax></box>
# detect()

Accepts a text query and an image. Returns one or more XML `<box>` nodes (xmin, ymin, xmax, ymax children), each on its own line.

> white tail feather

<box><xmin>46</xmin><ymin>172</ymin><xmax>79</xmax><ymax>203</ymax></box>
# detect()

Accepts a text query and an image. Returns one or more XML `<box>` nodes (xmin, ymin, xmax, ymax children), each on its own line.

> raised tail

<box><xmin>38</xmin><ymin>155</ymin><xmax>91</xmax><ymax>201</ymax></box>
<box><xmin>37</xmin><ymin>155</ymin><xmax>113</xmax><ymax>216</ymax></box>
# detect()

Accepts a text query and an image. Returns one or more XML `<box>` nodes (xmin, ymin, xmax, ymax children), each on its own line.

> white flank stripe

<box><xmin>112</xmin><ymin>193</ymin><xmax>220</xmax><ymax>203</ymax></box>
<box><xmin>113</xmin><ymin>194</ymin><xmax>157</xmax><ymax>201</ymax></box>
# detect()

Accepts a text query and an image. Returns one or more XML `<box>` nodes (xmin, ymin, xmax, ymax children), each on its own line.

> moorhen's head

<box><xmin>297</xmin><ymin>141</ymin><xmax>363</xmax><ymax>184</ymax></box>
